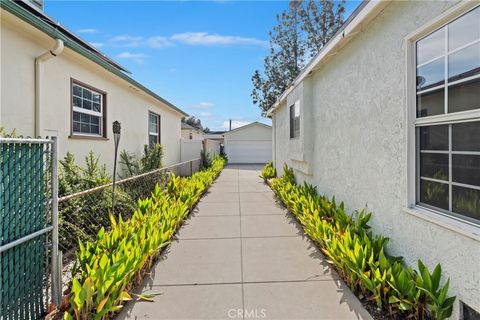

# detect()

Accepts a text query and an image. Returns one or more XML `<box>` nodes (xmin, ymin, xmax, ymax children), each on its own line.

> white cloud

<box><xmin>221</xmin><ymin>120</ymin><xmax>250</xmax><ymax>130</ymax></box>
<box><xmin>171</xmin><ymin>32</ymin><xmax>268</xmax><ymax>46</ymax></box>
<box><xmin>77</xmin><ymin>28</ymin><xmax>98</xmax><ymax>34</ymax></box>
<box><xmin>116</xmin><ymin>52</ymin><xmax>147</xmax><ymax>63</ymax></box>
<box><xmin>189</xmin><ymin>102</ymin><xmax>214</xmax><ymax>109</ymax></box>
<box><xmin>90</xmin><ymin>42</ymin><xmax>104</xmax><ymax>48</ymax></box>
<box><xmin>199</xmin><ymin>112</ymin><xmax>213</xmax><ymax>118</ymax></box>
<box><xmin>109</xmin><ymin>35</ymin><xmax>144</xmax><ymax>47</ymax></box>
<box><xmin>146</xmin><ymin>36</ymin><xmax>174</xmax><ymax>48</ymax></box>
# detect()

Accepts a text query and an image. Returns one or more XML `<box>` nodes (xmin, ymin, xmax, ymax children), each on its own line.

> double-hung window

<box><xmin>71</xmin><ymin>80</ymin><xmax>106</xmax><ymax>138</ymax></box>
<box><xmin>148</xmin><ymin>111</ymin><xmax>161</xmax><ymax>147</ymax></box>
<box><xmin>414</xmin><ymin>6</ymin><xmax>480</xmax><ymax>225</ymax></box>
<box><xmin>290</xmin><ymin>101</ymin><xmax>300</xmax><ymax>139</ymax></box>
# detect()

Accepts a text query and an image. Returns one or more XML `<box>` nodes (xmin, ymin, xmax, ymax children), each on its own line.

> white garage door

<box><xmin>225</xmin><ymin>140</ymin><xmax>272</xmax><ymax>164</ymax></box>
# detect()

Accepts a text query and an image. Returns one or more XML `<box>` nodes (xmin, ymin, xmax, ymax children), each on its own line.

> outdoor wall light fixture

<box><xmin>112</xmin><ymin>120</ymin><xmax>121</xmax><ymax>213</ymax></box>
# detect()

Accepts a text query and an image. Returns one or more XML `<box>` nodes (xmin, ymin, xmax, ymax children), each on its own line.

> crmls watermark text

<box><xmin>228</xmin><ymin>308</ymin><xmax>267</xmax><ymax>319</ymax></box>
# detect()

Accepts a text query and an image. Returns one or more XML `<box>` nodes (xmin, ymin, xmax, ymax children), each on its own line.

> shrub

<box><xmin>200</xmin><ymin>149</ymin><xmax>212</xmax><ymax>170</ymax></box>
<box><xmin>63</xmin><ymin>156</ymin><xmax>226</xmax><ymax>319</ymax></box>
<box><xmin>267</xmin><ymin>163</ymin><xmax>455</xmax><ymax>320</ymax></box>
<box><xmin>119</xmin><ymin>144</ymin><xmax>163</xmax><ymax>178</ymax></box>
<box><xmin>260</xmin><ymin>161</ymin><xmax>276</xmax><ymax>181</ymax></box>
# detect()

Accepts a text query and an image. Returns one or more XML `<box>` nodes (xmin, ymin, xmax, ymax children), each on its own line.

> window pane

<box><xmin>419</xmin><ymin>179</ymin><xmax>449</xmax><ymax>210</ymax></box>
<box><xmin>452</xmin><ymin>185</ymin><xmax>480</xmax><ymax>222</ymax></box>
<box><xmin>149</xmin><ymin>134</ymin><xmax>158</xmax><ymax>147</ymax></box>
<box><xmin>73</xmin><ymin>96</ymin><xmax>82</xmax><ymax>108</ymax></box>
<box><xmin>73</xmin><ymin>85</ymin><xmax>82</xmax><ymax>97</ymax></box>
<box><xmin>73</xmin><ymin>121</ymin><xmax>80</xmax><ymax>132</ymax></box>
<box><xmin>90</xmin><ymin>115</ymin><xmax>100</xmax><ymax>126</ymax></box>
<box><xmin>92</xmin><ymin>93</ymin><xmax>101</xmax><ymax>103</ymax></box>
<box><xmin>448</xmin><ymin>42</ymin><xmax>480</xmax><ymax>82</ymax></box>
<box><xmin>149</xmin><ymin>122</ymin><xmax>157</xmax><ymax>133</ymax></box>
<box><xmin>83</xmin><ymin>100</ymin><xmax>92</xmax><ymax>111</ymax></box>
<box><xmin>417</xmin><ymin>28</ymin><xmax>444</xmax><ymax>65</ymax></box>
<box><xmin>453</xmin><ymin>154</ymin><xmax>480</xmax><ymax>187</ymax></box>
<box><xmin>83</xmin><ymin>88</ymin><xmax>92</xmax><ymax>100</ymax></box>
<box><xmin>452</xmin><ymin>122</ymin><xmax>480</xmax><ymax>152</ymax></box>
<box><xmin>93</xmin><ymin>103</ymin><xmax>101</xmax><ymax>112</ymax></box>
<box><xmin>90</xmin><ymin>125</ymin><xmax>100</xmax><ymax>135</ymax></box>
<box><xmin>420</xmin><ymin>153</ymin><xmax>449</xmax><ymax>180</ymax></box>
<box><xmin>448</xmin><ymin>6</ymin><xmax>480</xmax><ymax>52</ymax></box>
<box><xmin>289</xmin><ymin>105</ymin><xmax>294</xmax><ymax>138</ymax></box>
<box><xmin>73</xmin><ymin>111</ymin><xmax>80</xmax><ymax>121</ymax></box>
<box><xmin>448</xmin><ymin>77</ymin><xmax>480</xmax><ymax>113</ymax></box>
<box><xmin>81</xmin><ymin>123</ymin><xmax>89</xmax><ymax>133</ymax></box>
<box><xmin>417</xmin><ymin>58</ymin><xmax>445</xmax><ymax>91</ymax></box>
<box><xmin>416</xmin><ymin>88</ymin><xmax>444</xmax><ymax>117</ymax></box>
<box><xmin>419</xmin><ymin>125</ymin><xmax>448</xmax><ymax>150</ymax></box>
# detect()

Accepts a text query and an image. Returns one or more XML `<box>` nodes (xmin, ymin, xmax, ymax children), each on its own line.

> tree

<box><xmin>252</xmin><ymin>1</ymin><xmax>306</xmax><ymax>116</ymax></box>
<box><xmin>252</xmin><ymin>0</ymin><xmax>346</xmax><ymax>115</ymax></box>
<box><xmin>203</xmin><ymin>127</ymin><xmax>211</xmax><ymax>133</ymax></box>
<box><xmin>300</xmin><ymin>0</ymin><xmax>345</xmax><ymax>58</ymax></box>
<box><xmin>182</xmin><ymin>116</ymin><xmax>203</xmax><ymax>130</ymax></box>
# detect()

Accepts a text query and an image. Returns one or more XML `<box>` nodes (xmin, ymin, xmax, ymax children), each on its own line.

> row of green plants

<box><xmin>267</xmin><ymin>164</ymin><xmax>455</xmax><ymax>320</ymax></box>
<box><xmin>260</xmin><ymin>161</ymin><xmax>276</xmax><ymax>181</ymax></box>
<box><xmin>63</xmin><ymin>155</ymin><xmax>226</xmax><ymax>319</ymax></box>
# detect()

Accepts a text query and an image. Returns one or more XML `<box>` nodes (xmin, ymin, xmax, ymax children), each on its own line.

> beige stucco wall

<box><xmin>1</xmin><ymin>10</ymin><xmax>183</xmax><ymax>171</ymax></box>
<box><xmin>181</xmin><ymin>128</ymin><xmax>204</xmax><ymax>140</ymax></box>
<box><xmin>224</xmin><ymin>123</ymin><xmax>272</xmax><ymax>140</ymax></box>
<box><xmin>272</xmin><ymin>1</ymin><xmax>479</xmax><ymax>318</ymax></box>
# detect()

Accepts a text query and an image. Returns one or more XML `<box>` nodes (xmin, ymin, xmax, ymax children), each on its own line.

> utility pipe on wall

<box><xmin>35</xmin><ymin>39</ymin><xmax>64</xmax><ymax>137</ymax></box>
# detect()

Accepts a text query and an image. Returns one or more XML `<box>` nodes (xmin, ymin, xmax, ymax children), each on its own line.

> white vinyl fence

<box><xmin>180</xmin><ymin>138</ymin><xmax>203</xmax><ymax>162</ymax></box>
<box><xmin>205</xmin><ymin>139</ymin><xmax>221</xmax><ymax>156</ymax></box>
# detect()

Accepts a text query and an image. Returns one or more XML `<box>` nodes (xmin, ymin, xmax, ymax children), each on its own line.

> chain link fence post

<box><xmin>51</xmin><ymin>136</ymin><xmax>61</xmax><ymax>306</ymax></box>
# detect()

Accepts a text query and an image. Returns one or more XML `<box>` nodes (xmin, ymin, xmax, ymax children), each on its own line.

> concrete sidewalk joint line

<box><xmin>117</xmin><ymin>165</ymin><xmax>373</xmax><ymax>320</ymax></box>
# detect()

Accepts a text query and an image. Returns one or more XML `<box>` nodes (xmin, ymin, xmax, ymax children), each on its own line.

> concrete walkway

<box><xmin>118</xmin><ymin>165</ymin><xmax>372</xmax><ymax>320</ymax></box>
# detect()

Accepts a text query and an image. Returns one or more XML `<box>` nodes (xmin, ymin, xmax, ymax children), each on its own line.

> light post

<box><xmin>112</xmin><ymin>121</ymin><xmax>121</xmax><ymax>213</ymax></box>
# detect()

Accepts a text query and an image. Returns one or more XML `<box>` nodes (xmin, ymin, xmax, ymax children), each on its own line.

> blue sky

<box><xmin>45</xmin><ymin>1</ymin><xmax>360</xmax><ymax>131</ymax></box>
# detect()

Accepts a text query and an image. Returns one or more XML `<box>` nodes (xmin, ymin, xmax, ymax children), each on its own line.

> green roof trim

<box><xmin>1</xmin><ymin>0</ymin><xmax>188</xmax><ymax>117</ymax></box>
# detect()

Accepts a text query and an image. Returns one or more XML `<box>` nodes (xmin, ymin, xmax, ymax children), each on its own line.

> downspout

<box><xmin>35</xmin><ymin>39</ymin><xmax>64</xmax><ymax>137</ymax></box>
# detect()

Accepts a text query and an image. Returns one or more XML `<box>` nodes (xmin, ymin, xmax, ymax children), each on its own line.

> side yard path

<box><xmin>117</xmin><ymin>165</ymin><xmax>372</xmax><ymax>320</ymax></box>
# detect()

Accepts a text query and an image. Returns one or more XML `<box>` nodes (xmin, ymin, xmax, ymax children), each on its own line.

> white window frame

<box><xmin>405</xmin><ymin>1</ymin><xmax>480</xmax><ymax>237</ymax></box>
<box><xmin>148</xmin><ymin>111</ymin><xmax>160</xmax><ymax>146</ymax></box>
<box><xmin>71</xmin><ymin>80</ymin><xmax>105</xmax><ymax>138</ymax></box>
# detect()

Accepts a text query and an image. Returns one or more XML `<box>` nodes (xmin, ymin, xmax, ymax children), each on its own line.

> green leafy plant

<box><xmin>200</xmin><ymin>149</ymin><xmax>212</xmax><ymax>170</ymax></box>
<box><xmin>63</xmin><ymin>156</ymin><xmax>226</xmax><ymax>319</ymax></box>
<box><xmin>266</xmin><ymin>163</ymin><xmax>455</xmax><ymax>320</ymax></box>
<box><xmin>119</xmin><ymin>144</ymin><xmax>163</xmax><ymax>178</ymax></box>
<box><xmin>260</xmin><ymin>161</ymin><xmax>276</xmax><ymax>181</ymax></box>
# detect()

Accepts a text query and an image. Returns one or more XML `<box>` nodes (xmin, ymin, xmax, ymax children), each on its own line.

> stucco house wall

<box><xmin>181</xmin><ymin>128</ymin><xmax>204</xmax><ymax>140</ymax></box>
<box><xmin>1</xmin><ymin>9</ymin><xmax>184</xmax><ymax>170</ymax></box>
<box><xmin>271</xmin><ymin>1</ymin><xmax>479</xmax><ymax>318</ymax></box>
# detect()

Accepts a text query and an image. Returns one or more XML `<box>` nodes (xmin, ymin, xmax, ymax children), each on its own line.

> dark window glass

<box><xmin>289</xmin><ymin>105</ymin><xmax>295</xmax><ymax>138</ymax></box>
<box><xmin>83</xmin><ymin>89</ymin><xmax>92</xmax><ymax>100</ymax></box>
<box><xmin>419</xmin><ymin>125</ymin><xmax>448</xmax><ymax>150</ymax></box>
<box><xmin>417</xmin><ymin>28</ymin><xmax>444</xmax><ymax>65</ymax></box>
<box><xmin>73</xmin><ymin>111</ymin><xmax>80</xmax><ymax>121</ymax></box>
<box><xmin>83</xmin><ymin>100</ymin><xmax>92</xmax><ymax>111</ymax></box>
<box><xmin>73</xmin><ymin>96</ymin><xmax>82</xmax><ymax>108</ymax></box>
<box><xmin>93</xmin><ymin>103</ymin><xmax>101</xmax><ymax>112</ymax></box>
<box><xmin>420</xmin><ymin>180</ymin><xmax>449</xmax><ymax>210</ymax></box>
<box><xmin>416</xmin><ymin>88</ymin><xmax>444</xmax><ymax>117</ymax></box>
<box><xmin>420</xmin><ymin>153</ymin><xmax>449</xmax><ymax>180</ymax></box>
<box><xmin>452</xmin><ymin>186</ymin><xmax>480</xmax><ymax>222</ymax></box>
<box><xmin>73</xmin><ymin>85</ymin><xmax>82</xmax><ymax>97</ymax></box>
<box><xmin>448</xmin><ymin>7</ymin><xmax>480</xmax><ymax>51</ymax></box>
<box><xmin>448</xmin><ymin>42</ymin><xmax>480</xmax><ymax>82</ymax></box>
<box><xmin>149</xmin><ymin>135</ymin><xmax>158</xmax><ymax>146</ymax></box>
<box><xmin>452</xmin><ymin>122</ymin><xmax>480</xmax><ymax>152</ymax></box>
<box><xmin>417</xmin><ymin>58</ymin><xmax>444</xmax><ymax>90</ymax></box>
<box><xmin>92</xmin><ymin>93</ymin><xmax>101</xmax><ymax>103</ymax></box>
<box><xmin>453</xmin><ymin>154</ymin><xmax>480</xmax><ymax>187</ymax></box>
<box><xmin>73</xmin><ymin>122</ymin><xmax>80</xmax><ymax>132</ymax></box>
<box><xmin>448</xmin><ymin>77</ymin><xmax>480</xmax><ymax>113</ymax></box>
<box><xmin>91</xmin><ymin>125</ymin><xmax>100</xmax><ymax>135</ymax></box>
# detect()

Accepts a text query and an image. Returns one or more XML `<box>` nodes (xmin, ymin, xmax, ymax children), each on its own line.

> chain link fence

<box><xmin>58</xmin><ymin>158</ymin><xmax>201</xmax><ymax>293</ymax></box>
<box><xmin>0</xmin><ymin>137</ymin><xmax>59</xmax><ymax>320</ymax></box>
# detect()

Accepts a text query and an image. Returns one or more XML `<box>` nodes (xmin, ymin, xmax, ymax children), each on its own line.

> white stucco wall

<box><xmin>181</xmin><ymin>128</ymin><xmax>204</xmax><ymax>140</ymax></box>
<box><xmin>224</xmin><ymin>123</ymin><xmax>272</xmax><ymax>140</ymax></box>
<box><xmin>1</xmin><ymin>10</ymin><xmax>183</xmax><ymax>171</ymax></box>
<box><xmin>272</xmin><ymin>1</ymin><xmax>479</xmax><ymax>318</ymax></box>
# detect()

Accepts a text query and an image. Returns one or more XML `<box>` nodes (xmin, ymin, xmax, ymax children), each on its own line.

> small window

<box><xmin>189</xmin><ymin>132</ymin><xmax>193</xmax><ymax>140</ymax></box>
<box><xmin>148</xmin><ymin>111</ymin><xmax>160</xmax><ymax>147</ymax></box>
<box><xmin>414</xmin><ymin>6</ymin><xmax>480</xmax><ymax>226</ymax></box>
<box><xmin>71</xmin><ymin>80</ymin><xmax>106</xmax><ymax>138</ymax></box>
<box><xmin>289</xmin><ymin>102</ymin><xmax>300</xmax><ymax>139</ymax></box>
<box><xmin>461</xmin><ymin>301</ymin><xmax>480</xmax><ymax>320</ymax></box>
